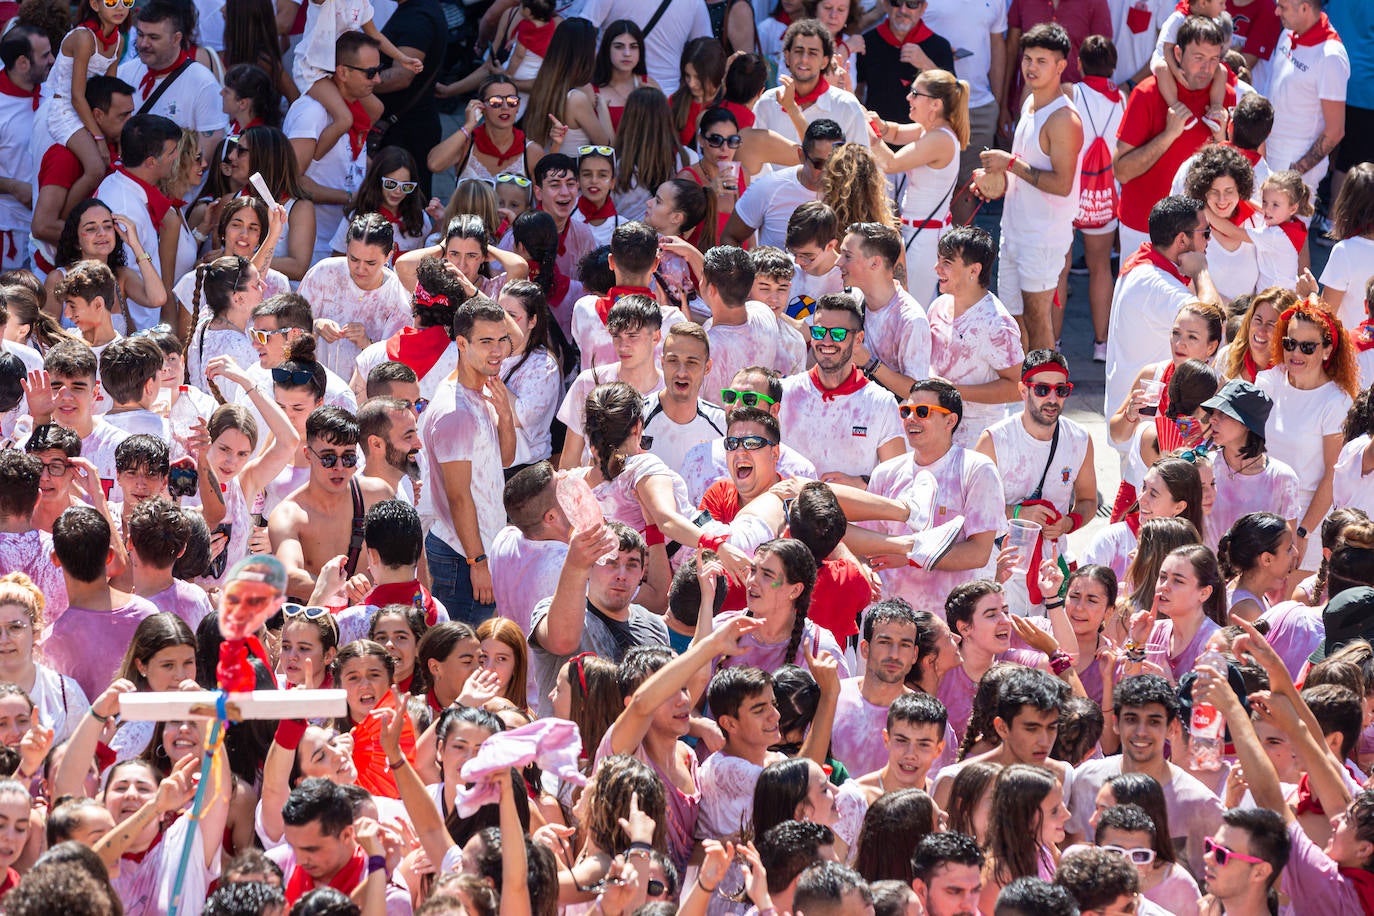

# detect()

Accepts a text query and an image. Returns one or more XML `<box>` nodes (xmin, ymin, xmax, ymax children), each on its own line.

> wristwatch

<box><xmin>862</xmin><ymin>356</ymin><xmax>882</xmax><ymax>379</ymax></box>
<box><xmin>467</xmin><ymin>553</ymin><xmax>488</xmax><ymax>566</ymax></box>
<box><xmin>1296</xmin><ymin>526</ymin><xmax>1308</xmax><ymax>539</ymax></box>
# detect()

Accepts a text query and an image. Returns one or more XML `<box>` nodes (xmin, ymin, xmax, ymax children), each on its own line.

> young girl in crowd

<box><xmin>614</xmin><ymin>88</ymin><xmax>692</xmax><ymax>223</ymax></box>
<box><xmin>1218</xmin><ymin>511</ymin><xmax>1299</xmax><ymax>619</ymax></box>
<box><xmin>330</xmin><ymin>147</ymin><xmax>434</xmax><ymax>260</ymax></box>
<box><xmin>671</xmin><ymin>38</ymin><xmax>726</xmax><ymax>148</ymax></box>
<box><xmin>277</xmin><ymin>602</ymin><xmax>339</xmax><ymax>689</ymax></box>
<box><xmin>591</xmin><ymin>20</ymin><xmax>656</xmax><ymax>135</ymax></box>
<box><xmin>0</xmin><ymin>574</ymin><xmax>87</xmax><ymax>743</ymax></box>
<box><xmin>476</xmin><ymin>617</ymin><xmax>531</xmax><ymax>714</ymax></box>
<box><xmin>413</xmin><ymin>622</ymin><xmax>482</xmax><ymax>714</ymax></box>
<box><xmin>980</xmin><ymin>764</ymin><xmax>1070</xmax><ymax>911</ymax></box>
<box><xmin>105</xmin><ymin>614</ymin><xmax>197</xmax><ymax>762</ymax></box>
<box><xmin>945</xmin><ymin>761</ymin><xmax>1001</xmax><ymax>846</ymax></box>
<box><xmin>1222</xmin><ymin>287</ymin><xmax>1291</xmax><ymax>383</ymax></box>
<box><xmin>368</xmin><ymin>603</ymin><xmax>428</xmax><ymax>694</ymax></box>
<box><xmin>495</xmin><ymin>173</ymin><xmax>535</xmax><ymax>234</ymax></box>
<box><xmin>43</xmin><ymin>0</ymin><xmax>127</xmax><ymax>207</ymax></box>
<box><xmin>185</xmin><ymin>256</ymin><xmax>267</xmax><ymax>397</ymax></box>
<box><xmin>1252</xmin><ymin>171</ymin><xmax>1314</xmax><ymax>294</ymax></box>
<box><xmin>499</xmin><ymin>282</ymin><xmax>563</xmax><ymax>469</ymax></box>
<box><xmin>175</xmin><ymin>199</ymin><xmax>287</xmax><ymax>342</ymax></box>
<box><xmin>1089</xmin><ymin>775</ymin><xmax>1200</xmax><ymax>915</ymax></box>
<box><xmin>678</xmin><ymin>108</ymin><xmax>747</xmax><ymax>242</ymax></box>
<box><xmin>1083</xmin><ymin>457</ymin><xmax>1205</xmax><ymax>580</ymax></box>
<box><xmin>46</xmin><ymin>201</ymin><xmax>167</xmax><ymax>339</ymax></box>
<box><xmin>1129</xmin><ymin>543</ymin><xmax>1227</xmax><ymax>681</ymax></box>
<box><xmin>219</xmin><ymin>126</ymin><xmax>316</xmax><ymax>281</ymax></box>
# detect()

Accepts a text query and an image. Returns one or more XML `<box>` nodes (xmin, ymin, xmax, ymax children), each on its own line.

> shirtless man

<box><xmin>268</xmin><ymin>405</ymin><xmax>395</xmax><ymax>600</ymax></box>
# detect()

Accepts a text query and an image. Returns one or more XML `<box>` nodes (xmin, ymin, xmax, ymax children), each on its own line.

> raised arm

<box><xmin>533</xmin><ymin>525</ymin><xmax>619</xmax><ymax>656</ymax></box>
<box><xmin>379</xmin><ymin>706</ymin><xmax>455</xmax><ymax>872</ymax></box>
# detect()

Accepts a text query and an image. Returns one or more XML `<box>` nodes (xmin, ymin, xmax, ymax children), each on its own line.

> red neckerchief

<box><xmin>723</xmin><ymin>100</ymin><xmax>756</xmax><ymax>129</ymax></box>
<box><xmin>1080</xmin><ymin>75</ymin><xmax>1119</xmax><ymax>102</ymax></box>
<box><xmin>1019</xmin><ymin>497</ymin><xmax>1062</xmax><ymax>604</ymax></box>
<box><xmin>808</xmin><ymin>365</ymin><xmax>867</xmax><ymax>401</ymax></box>
<box><xmin>1157</xmin><ymin>360</ymin><xmax>1176</xmax><ymax>417</ymax></box>
<box><xmin>1224</xmin><ymin>142</ymin><xmax>1263</xmax><ymax>167</ymax></box>
<box><xmin>877</xmin><ymin>19</ymin><xmax>933</xmax><ymax>47</ymax></box>
<box><xmin>516</xmin><ymin>17</ymin><xmax>557</xmax><ymax>57</ymax></box>
<box><xmin>527</xmin><ymin>258</ymin><xmax>571</xmax><ymax>309</ymax></box>
<box><xmin>113</xmin><ymin>165</ymin><xmax>173</xmax><ymax>226</ymax></box>
<box><xmin>1290</xmin><ymin>13</ymin><xmax>1340</xmax><ymax>48</ymax></box>
<box><xmin>1124</xmin><ymin>512</ymin><xmax>1142</xmax><ymax>537</ymax></box>
<box><xmin>0</xmin><ymin>71</ymin><xmax>38</xmax><ymax>110</ymax></box>
<box><xmin>344</xmin><ymin>99</ymin><xmax>371</xmax><ymax>159</ymax></box>
<box><xmin>426</xmin><ymin>689</ymin><xmax>443</xmax><ymax>715</ymax></box>
<box><xmin>1278</xmin><ymin>217</ymin><xmax>1307</xmax><ymax>252</ymax></box>
<box><xmin>364</xmin><ymin>579</ymin><xmax>439</xmax><ymax>625</ymax></box>
<box><xmin>121</xmin><ymin>828</ymin><xmax>164</xmax><ymax>865</ymax></box>
<box><xmin>1226</xmin><ymin>199</ymin><xmax>1259</xmax><ymax>227</ymax></box>
<box><xmin>578</xmin><ymin>194</ymin><xmax>617</xmax><ymax>222</ymax></box>
<box><xmin>555</xmin><ymin>213</ymin><xmax>573</xmax><ymax>256</ymax></box>
<box><xmin>1354</xmin><ymin>320</ymin><xmax>1374</xmax><ymax>353</ymax></box>
<box><xmin>1242</xmin><ymin>347</ymin><xmax>1262</xmax><ymax>380</ymax></box>
<box><xmin>792</xmin><ymin>76</ymin><xmax>831</xmax><ymax>107</ymax></box>
<box><xmin>0</xmin><ymin>868</ymin><xmax>16</xmax><ymax>897</ymax></box>
<box><xmin>472</xmin><ymin>124</ymin><xmax>524</xmax><ymax>162</ymax></box>
<box><xmin>595</xmin><ymin>285</ymin><xmax>654</xmax><ymax>325</ymax></box>
<box><xmin>1341</xmin><ymin>867</ymin><xmax>1374</xmax><ymax>916</ymax></box>
<box><xmin>1174</xmin><ymin>0</ymin><xmax>1190</xmax><ymax>12</ymax></box>
<box><xmin>773</xmin><ymin>9</ymin><xmax>792</xmax><ymax>26</ymax></box>
<box><xmin>229</xmin><ymin>117</ymin><xmax>264</xmax><ymax>134</ymax></box>
<box><xmin>286</xmin><ymin>845</ymin><xmax>365</xmax><ymax>904</ymax></box>
<box><xmin>81</xmin><ymin>17</ymin><xmax>120</xmax><ymax>45</ymax></box>
<box><xmin>139</xmin><ymin>49</ymin><xmax>190</xmax><ymax>98</ymax></box>
<box><xmin>1121</xmin><ymin>242</ymin><xmax>1191</xmax><ymax>287</ymax></box>
<box><xmin>378</xmin><ymin>207</ymin><xmax>406</xmax><ymax>233</ymax></box>
<box><xmin>386</xmin><ymin>325</ymin><xmax>450</xmax><ymax>380</ymax></box>
<box><xmin>397</xmin><ymin>672</ymin><xmax>413</xmax><ymax>694</ymax></box>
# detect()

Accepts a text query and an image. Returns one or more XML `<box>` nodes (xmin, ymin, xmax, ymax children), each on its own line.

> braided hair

<box><xmin>752</xmin><ymin>538</ymin><xmax>818</xmax><ymax>666</ymax></box>
<box><xmin>583</xmin><ymin>381</ymin><xmax>642</xmax><ymax>482</ymax></box>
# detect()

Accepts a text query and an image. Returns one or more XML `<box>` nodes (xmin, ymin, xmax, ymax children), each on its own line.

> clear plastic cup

<box><xmin>1006</xmin><ymin>519</ymin><xmax>1042</xmax><ymax>576</ymax></box>
<box><xmin>1138</xmin><ymin>379</ymin><xmax>1166</xmax><ymax>417</ymax></box>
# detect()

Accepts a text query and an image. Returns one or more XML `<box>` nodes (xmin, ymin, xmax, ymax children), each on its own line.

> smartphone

<box><xmin>207</xmin><ymin>523</ymin><xmax>233</xmax><ymax>579</ymax></box>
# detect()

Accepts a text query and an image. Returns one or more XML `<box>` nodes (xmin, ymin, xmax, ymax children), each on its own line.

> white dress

<box><xmin>45</xmin><ymin>27</ymin><xmax>121</xmax><ymax>145</ymax></box>
<box><xmin>295</xmin><ymin>258</ymin><xmax>412</xmax><ymax>379</ymax></box>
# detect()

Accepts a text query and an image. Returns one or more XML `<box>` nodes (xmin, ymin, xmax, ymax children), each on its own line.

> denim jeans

<box><xmin>426</xmin><ymin>532</ymin><xmax>497</xmax><ymax>627</ymax></box>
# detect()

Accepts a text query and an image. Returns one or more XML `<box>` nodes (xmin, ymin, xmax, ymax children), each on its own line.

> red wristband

<box><xmin>1068</xmin><ymin>512</ymin><xmax>1083</xmax><ymax>533</ymax></box>
<box><xmin>643</xmin><ymin>524</ymin><xmax>665</xmax><ymax>547</ymax></box>
<box><xmin>274</xmin><ymin>718</ymin><xmax>308</xmax><ymax>751</ymax></box>
<box><xmin>697</xmin><ymin>532</ymin><xmax>728</xmax><ymax>552</ymax></box>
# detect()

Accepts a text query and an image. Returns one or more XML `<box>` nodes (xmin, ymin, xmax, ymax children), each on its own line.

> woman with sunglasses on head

<box><xmin>431</xmin><ymin>74</ymin><xmax>555</xmax><ymax>185</ymax></box>
<box><xmin>678</xmin><ymin>108</ymin><xmax>747</xmax><ymax>241</ymax></box>
<box><xmin>867</xmin><ymin>70</ymin><xmax>968</xmax><ymax>295</ymax></box>
<box><xmin>220</xmin><ymin>125</ymin><xmax>316</xmax><ymax>281</ymax></box>
<box><xmin>173</xmin><ymin>197</ymin><xmax>287</xmax><ymax>341</ymax></box>
<box><xmin>45</xmin><ymin>199</ymin><xmax>167</xmax><ymax>337</ymax></box>
<box><xmin>276</xmin><ymin>601</ymin><xmax>340</xmax><ymax>691</ymax></box>
<box><xmin>1221</xmin><ymin>287</ymin><xmax>1294</xmax><ymax>383</ymax></box>
<box><xmin>1255</xmin><ymin>296</ymin><xmax>1360</xmax><ymax>575</ymax></box>
<box><xmin>521</xmin><ymin>19</ymin><xmax>611</xmax><ymax>155</ymax></box>
<box><xmin>328</xmin><ymin>147</ymin><xmax>436</xmax><ymax>260</ymax></box>
<box><xmin>297</xmin><ymin>213</ymin><xmax>412</xmax><ymax>382</ymax></box>
<box><xmin>591</xmin><ymin>20</ymin><xmax>657</xmax><ymax>136</ymax></box>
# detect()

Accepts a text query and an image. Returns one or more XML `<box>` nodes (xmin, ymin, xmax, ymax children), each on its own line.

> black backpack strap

<box><xmin>642</xmin><ymin>0</ymin><xmax>674</xmax><ymax>39</ymax></box>
<box><xmin>344</xmin><ymin>478</ymin><xmax>366</xmax><ymax>577</ymax></box>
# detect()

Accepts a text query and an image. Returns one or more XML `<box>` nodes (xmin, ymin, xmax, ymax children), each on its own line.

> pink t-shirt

<box><xmin>0</xmin><ymin>530</ymin><xmax>68</xmax><ymax>626</ymax></box>
<box><xmin>695</xmin><ymin>751</ymin><xmax>774</xmax><ymax>840</ymax></box>
<box><xmin>144</xmin><ymin>582</ymin><xmax>212</xmax><ymax>631</ymax></box>
<box><xmin>45</xmin><ymin>597</ymin><xmax>159</xmax><ymax>698</ymax></box>
<box><xmin>927</xmin><ymin>292</ymin><xmax>1023</xmax><ymax>448</ymax></box>
<box><xmin>935</xmin><ymin>649</ymin><xmax>1046</xmax><ymax>745</ymax></box>
<box><xmin>596</xmin><ymin>722</ymin><xmax>699</xmax><ymax>871</ymax></box>
<box><xmin>829</xmin><ymin>677</ymin><xmax>897</xmax><ymax>778</ymax></box>
<box><xmin>1145</xmin><ymin>616</ymin><xmax>1221</xmax><ymax>682</ymax></box>
<box><xmin>701</xmin><ymin>302</ymin><xmax>782</xmax><ymax>408</ymax></box>
<box><xmin>862</xmin><ymin>286</ymin><xmax>932</xmax><ymax>383</ymax></box>
<box><xmin>713</xmin><ymin>609</ymin><xmax>850</xmax><ymax>678</ymax></box>
<box><xmin>1279</xmin><ymin>819</ymin><xmax>1365</xmax><ymax>915</ymax></box>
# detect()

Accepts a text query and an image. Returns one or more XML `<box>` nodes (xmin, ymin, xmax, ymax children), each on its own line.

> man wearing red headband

<box><xmin>978</xmin><ymin>349</ymin><xmax>1098</xmax><ymax>611</ymax></box>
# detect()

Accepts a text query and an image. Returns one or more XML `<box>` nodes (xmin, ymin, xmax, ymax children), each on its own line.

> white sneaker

<box><xmin>1093</xmin><ymin>340</ymin><xmax>1108</xmax><ymax>363</ymax></box>
<box><xmin>907</xmin><ymin>515</ymin><xmax>965</xmax><ymax>570</ymax></box>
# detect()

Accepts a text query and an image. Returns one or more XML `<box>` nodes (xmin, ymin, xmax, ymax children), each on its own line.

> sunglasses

<box><xmin>1204</xmin><ymin>837</ymin><xmax>1266</xmax><ymax>867</ymax></box>
<box><xmin>577</xmin><ymin>145</ymin><xmax>615</xmax><ymax>160</ymax></box>
<box><xmin>809</xmin><ymin>325</ymin><xmax>852</xmax><ymax>342</ymax></box>
<box><xmin>410</xmin><ymin>397</ymin><xmax>430</xmax><ymax>415</ymax></box>
<box><xmin>495</xmin><ymin>172</ymin><xmax>532</xmax><ymax>188</ymax></box>
<box><xmin>1101</xmin><ymin>845</ymin><xmax>1156</xmax><ymax>866</ymax></box>
<box><xmin>307</xmin><ymin>446</ymin><xmax>359</xmax><ymax>469</ymax></box>
<box><xmin>381</xmin><ymin>177</ymin><xmax>418</xmax><ymax>194</ymax></box>
<box><xmin>282</xmin><ymin>603</ymin><xmax>331</xmax><ymax>620</ymax></box>
<box><xmin>271</xmin><ymin>366</ymin><xmax>316</xmax><ymax>386</ymax></box>
<box><xmin>908</xmin><ymin>89</ymin><xmax>939</xmax><ymax>100</ymax></box>
<box><xmin>130</xmin><ymin>323</ymin><xmax>173</xmax><ymax>338</ymax></box>
<box><xmin>1030</xmin><ymin>382</ymin><xmax>1073</xmax><ymax>398</ymax></box>
<box><xmin>485</xmin><ymin>94</ymin><xmax>521</xmax><ymax>109</ymax></box>
<box><xmin>1178</xmin><ymin>439</ymin><xmax>1213</xmax><ymax>463</ymax></box>
<box><xmin>250</xmin><ymin>327</ymin><xmax>291</xmax><ymax>345</ymax></box>
<box><xmin>1282</xmin><ymin>336</ymin><xmax>1322</xmax><ymax>355</ymax></box>
<box><xmin>343</xmin><ymin>63</ymin><xmax>385</xmax><ymax>80</ymax></box>
<box><xmin>646</xmin><ymin>879</ymin><xmax>667</xmax><ymax>898</ymax></box>
<box><xmin>102</xmin><ymin>0</ymin><xmax>136</xmax><ymax>7</ymax></box>
<box><xmin>900</xmin><ymin>403</ymin><xmax>953</xmax><ymax>419</ymax></box>
<box><xmin>724</xmin><ymin>435</ymin><xmax>777</xmax><ymax>452</ymax></box>
<box><xmin>702</xmin><ymin>132</ymin><xmax>743</xmax><ymax>149</ymax></box>
<box><xmin>721</xmin><ymin>388</ymin><xmax>776</xmax><ymax>407</ymax></box>
<box><xmin>894</xmin><ymin>0</ymin><xmax>926</xmax><ymax>7</ymax></box>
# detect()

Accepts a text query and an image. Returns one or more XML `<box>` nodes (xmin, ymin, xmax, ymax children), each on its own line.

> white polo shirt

<box><xmin>1261</xmin><ymin>15</ymin><xmax>1349</xmax><ymax>187</ymax></box>
<box><xmin>1102</xmin><ymin>250</ymin><xmax>1195</xmax><ymax>416</ymax></box>
<box><xmin>732</xmin><ymin>166</ymin><xmax>821</xmax><ymax>250</ymax></box>
<box><xmin>777</xmin><ymin>370</ymin><xmax>905</xmax><ymax>479</ymax></box>
<box><xmin>753</xmin><ymin>84</ymin><xmax>871</xmax><ymax>147</ymax></box>
<box><xmin>0</xmin><ymin>81</ymin><xmax>37</xmax><ymax>240</ymax></box>
<box><xmin>282</xmin><ymin>95</ymin><xmax>368</xmax><ymax>258</ymax></box>
<box><xmin>117</xmin><ymin>58</ymin><xmax>228</xmax><ymax>134</ymax></box>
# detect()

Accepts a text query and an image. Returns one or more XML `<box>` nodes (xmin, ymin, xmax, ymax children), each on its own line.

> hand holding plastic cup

<box><xmin>555</xmin><ymin>472</ymin><xmax>618</xmax><ymax>564</ymax></box>
<box><xmin>1137</xmin><ymin>379</ymin><xmax>1165</xmax><ymax>417</ymax></box>
<box><xmin>719</xmin><ymin>161</ymin><xmax>740</xmax><ymax>193</ymax></box>
<box><xmin>1006</xmin><ymin>519</ymin><xmax>1042</xmax><ymax>576</ymax></box>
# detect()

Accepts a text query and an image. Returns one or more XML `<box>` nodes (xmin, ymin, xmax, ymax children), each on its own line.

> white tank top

<box><xmin>988</xmin><ymin>413</ymin><xmax>1091</xmax><ymax>515</ymax></box>
<box><xmin>1004</xmin><ymin>93</ymin><xmax>1081</xmax><ymax>251</ymax></box>
<box><xmin>900</xmin><ymin>126</ymin><xmax>960</xmax><ymax>226</ymax></box>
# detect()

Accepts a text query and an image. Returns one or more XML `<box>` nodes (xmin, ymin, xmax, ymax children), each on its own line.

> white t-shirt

<box><xmin>570</xmin><ymin>293</ymin><xmax>686</xmax><ymax>373</ymax></box>
<box><xmin>1105</xmin><ymin>0</ymin><xmax>1173</xmax><ymax>85</ymax></box>
<box><xmin>777</xmin><ymin>370</ymin><xmax>905</xmax><ymax>479</ymax></box>
<box><xmin>1255</xmin><ymin>367</ymin><xmax>1353</xmax><ymax>496</ymax></box>
<box><xmin>860</xmin><ymin>286</ymin><xmax>932</xmax><ymax>382</ymax></box>
<box><xmin>1333</xmin><ymin>434</ymin><xmax>1374</xmax><ymax>518</ymax></box>
<box><xmin>557</xmin><ymin>362</ymin><xmax>665</xmax><ymax>448</ymax></box>
<box><xmin>488</xmin><ymin>525</ymin><xmax>567</xmax><ymax>634</ymax></box>
<box><xmin>1261</xmin><ymin>22</ymin><xmax>1350</xmax><ymax>187</ymax></box>
<box><xmin>732</xmin><ymin>166</ymin><xmax>821</xmax><ymax>250</ymax></box>
<box><xmin>640</xmin><ymin>392</ymin><xmax>726</xmax><ymax>472</ymax></box>
<box><xmin>579</xmin><ymin>0</ymin><xmax>711</xmax><ymax>95</ymax></box>
<box><xmin>928</xmin><ymin>292</ymin><xmax>1024</xmax><ymax>449</ymax></box>
<box><xmin>0</xmin><ymin>91</ymin><xmax>36</xmax><ymax>235</ymax></box>
<box><xmin>82</xmin><ymin>418</ymin><xmax>131</xmax><ymax>494</ymax></box>
<box><xmin>93</xmin><ymin>170</ymin><xmax>164</xmax><ymax>330</ymax></box>
<box><xmin>282</xmin><ymin>96</ymin><xmax>368</xmax><ymax>256</ymax></box>
<box><xmin>419</xmin><ymin>376</ymin><xmax>507</xmax><ymax>552</ymax></box>
<box><xmin>1318</xmin><ymin>234</ymin><xmax>1374</xmax><ymax>331</ymax></box>
<box><xmin>1103</xmin><ymin>257</ymin><xmax>1195</xmax><ymax>416</ymax></box>
<box><xmin>753</xmin><ymin>84</ymin><xmax>871</xmax><ymax>147</ymax></box>
<box><xmin>922</xmin><ymin>0</ymin><xmax>1009</xmax><ymax>110</ymax></box>
<box><xmin>296</xmin><ymin>258</ymin><xmax>413</xmax><ymax>379</ymax></box>
<box><xmin>701</xmin><ymin>301</ymin><xmax>782</xmax><ymax>407</ymax></box>
<box><xmin>502</xmin><ymin>347</ymin><xmax>562</xmax><ymax>466</ymax></box>
<box><xmin>117</xmin><ymin>59</ymin><xmax>228</xmax><ymax>134</ymax></box>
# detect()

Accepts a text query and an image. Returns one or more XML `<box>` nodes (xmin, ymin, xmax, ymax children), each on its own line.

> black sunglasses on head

<box><xmin>272</xmin><ymin>367</ymin><xmax>316</xmax><ymax>386</ymax></box>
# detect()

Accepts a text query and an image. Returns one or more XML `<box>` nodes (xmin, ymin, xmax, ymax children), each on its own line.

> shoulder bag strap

<box><xmin>1026</xmin><ymin>421</ymin><xmax>1061</xmax><ymax>502</ymax></box>
<box><xmin>344</xmin><ymin>477</ymin><xmax>366</xmax><ymax>576</ymax></box>
<box><xmin>136</xmin><ymin>58</ymin><xmax>195</xmax><ymax>116</ymax></box>
<box><xmin>904</xmin><ymin>177</ymin><xmax>958</xmax><ymax>252</ymax></box>
<box><xmin>641</xmin><ymin>0</ymin><xmax>675</xmax><ymax>40</ymax></box>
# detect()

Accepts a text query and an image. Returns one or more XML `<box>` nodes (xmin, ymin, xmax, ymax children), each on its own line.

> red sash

<box><xmin>808</xmin><ymin>365</ymin><xmax>867</xmax><ymax>401</ymax></box>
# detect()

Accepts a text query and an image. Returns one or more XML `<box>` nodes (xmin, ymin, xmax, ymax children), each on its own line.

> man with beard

<box><xmin>268</xmin><ymin>406</ymin><xmax>397</xmax><ymax>601</ymax></box>
<box><xmin>356</xmin><ymin>397</ymin><xmax>423</xmax><ymax>505</ymax></box>
<box><xmin>419</xmin><ymin>296</ymin><xmax>516</xmax><ymax>624</ymax></box>
<box><xmin>977</xmin><ymin>350</ymin><xmax>1096</xmax><ymax>613</ymax></box>
<box><xmin>829</xmin><ymin>600</ymin><xmax>924</xmax><ymax>777</ymax></box>
<box><xmin>335</xmin><ymin>499</ymin><xmax>448</xmax><ymax>644</ymax></box>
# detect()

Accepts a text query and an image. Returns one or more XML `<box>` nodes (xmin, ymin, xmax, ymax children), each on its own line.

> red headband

<box><xmin>1022</xmin><ymin>365</ymin><xmax>1069</xmax><ymax>384</ymax></box>
<box><xmin>413</xmin><ymin>281</ymin><xmax>449</xmax><ymax>310</ymax></box>
<box><xmin>1281</xmin><ymin>302</ymin><xmax>1340</xmax><ymax>367</ymax></box>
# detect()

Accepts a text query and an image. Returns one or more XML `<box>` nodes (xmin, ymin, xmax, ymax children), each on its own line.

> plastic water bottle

<box><xmin>169</xmin><ymin>385</ymin><xmax>197</xmax><ymax>444</ymax></box>
<box><xmin>1190</xmin><ymin>646</ymin><xmax>1227</xmax><ymax>771</ymax></box>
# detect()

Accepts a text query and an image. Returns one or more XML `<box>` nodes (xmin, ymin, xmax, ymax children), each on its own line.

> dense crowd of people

<box><xmin>0</xmin><ymin>0</ymin><xmax>1372</xmax><ymax>913</ymax></box>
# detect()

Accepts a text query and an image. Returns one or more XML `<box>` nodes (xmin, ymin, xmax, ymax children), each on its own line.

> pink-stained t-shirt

<box><xmin>936</xmin><ymin>649</ymin><xmax>1047</xmax><ymax>745</ymax></box>
<box><xmin>713</xmin><ymin>609</ymin><xmax>851</xmax><ymax>678</ymax></box>
<box><xmin>695</xmin><ymin>751</ymin><xmax>779</xmax><ymax>840</ymax></box>
<box><xmin>829</xmin><ymin>677</ymin><xmax>898</xmax><ymax>778</ymax></box>
<box><xmin>586</xmin><ymin>453</ymin><xmax>696</xmax><ymax>535</ymax></box>
<box><xmin>570</xmin><ymin>294</ymin><xmax>687</xmax><ymax>373</ymax></box>
<box><xmin>868</xmin><ymin>446</ymin><xmax>1007</xmax><ymax>617</ymax></box>
<box><xmin>45</xmin><ymin>597</ymin><xmax>159</xmax><ymax>703</ymax></box>
<box><xmin>0</xmin><ymin>530</ymin><xmax>68</xmax><ymax>627</ymax></box>
<box><xmin>1205</xmin><ymin>455</ymin><xmax>1302</xmax><ymax>548</ymax></box>
<box><xmin>1258</xmin><ymin>600</ymin><xmax>1325</xmax><ymax>680</ymax></box>
<box><xmin>928</xmin><ymin>292</ymin><xmax>1024</xmax><ymax>449</ymax></box>
<box><xmin>701</xmin><ymin>302</ymin><xmax>782</xmax><ymax>408</ymax></box>
<box><xmin>143</xmin><ymin>582</ymin><xmax>212</xmax><ymax>631</ymax></box>
<box><xmin>776</xmin><ymin>371</ymin><xmax>906</xmax><ymax>480</ymax></box>
<box><xmin>597</xmin><ymin>722</ymin><xmax>699</xmax><ymax>872</ymax></box>
<box><xmin>862</xmin><ymin>286</ymin><xmax>932</xmax><ymax>383</ymax></box>
<box><xmin>296</xmin><ymin>258</ymin><xmax>412</xmax><ymax>381</ymax></box>
<box><xmin>1279</xmin><ymin>819</ymin><xmax>1365</xmax><ymax>916</ymax></box>
<box><xmin>1145</xmin><ymin>616</ymin><xmax>1221</xmax><ymax>682</ymax></box>
<box><xmin>489</xmin><ymin>525</ymin><xmax>567</xmax><ymax>634</ymax></box>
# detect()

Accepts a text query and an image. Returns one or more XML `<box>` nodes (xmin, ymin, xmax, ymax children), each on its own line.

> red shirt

<box><xmin>38</xmin><ymin>140</ymin><xmax>115</xmax><ymax>191</ymax></box>
<box><xmin>1008</xmin><ymin>0</ymin><xmax>1113</xmax><ymax>83</ymax></box>
<box><xmin>808</xmin><ymin>559</ymin><xmax>872</xmax><ymax>641</ymax></box>
<box><xmin>700</xmin><ymin>479</ymin><xmax>749</xmax><ymax>612</ymax></box>
<box><xmin>1116</xmin><ymin>75</ymin><xmax>1237</xmax><ymax>231</ymax></box>
<box><xmin>1226</xmin><ymin>0</ymin><xmax>1283</xmax><ymax>61</ymax></box>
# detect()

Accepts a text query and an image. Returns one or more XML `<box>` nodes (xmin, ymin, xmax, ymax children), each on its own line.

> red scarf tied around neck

<box><xmin>876</xmin><ymin>19</ymin><xmax>933</xmax><ymax>47</ymax></box>
<box><xmin>808</xmin><ymin>365</ymin><xmax>868</xmax><ymax>401</ymax></box>
<box><xmin>472</xmin><ymin>124</ymin><xmax>525</xmax><ymax>162</ymax></box>
<box><xmin>577</xmin><ymin>195</ymin><xmax>617</xmax><ymax>222</ymax></box>
<box><xmin>0</xmin><ymin>71</ymin><xmax>38</xmax><ymax>110</ymax></box>
<box><xmin>344</xmin><ymin>99</ymin><xmax>372</xmax><ymax>159</ymax></box>
<box><xmin>139</xmin><ymin>49</ymin><xmax>190</xmax><ymax>98</ymax></box>
<box><xmin>1121</xmin><ymin>242</ymin><xmax>1191</xmax><ymax>287</ymax></box>
<box><xmin>286</xmin><ymin>846</ymin><xmax>366</xmax><ymax>904</ymax></box>
<box><xmin>792</xmin><ymin>76</ymin><xmax>831</xmax><ymax>107</ymax></box>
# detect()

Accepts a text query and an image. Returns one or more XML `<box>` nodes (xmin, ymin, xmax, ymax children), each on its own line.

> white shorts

<box><xmin>997</xmin><ymin>236</ymin><xmax>1066</xmax><ymax>314</ymax></box>
<box><xmin>1118</xmin><ymin>224</ymin><xmax>1150</xmax><ymax>261</ymax></box>
<box><xmin>1079</xmin><ymin>219</ymin><xmax>1119</xmax><ymax>237</ymax></box>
